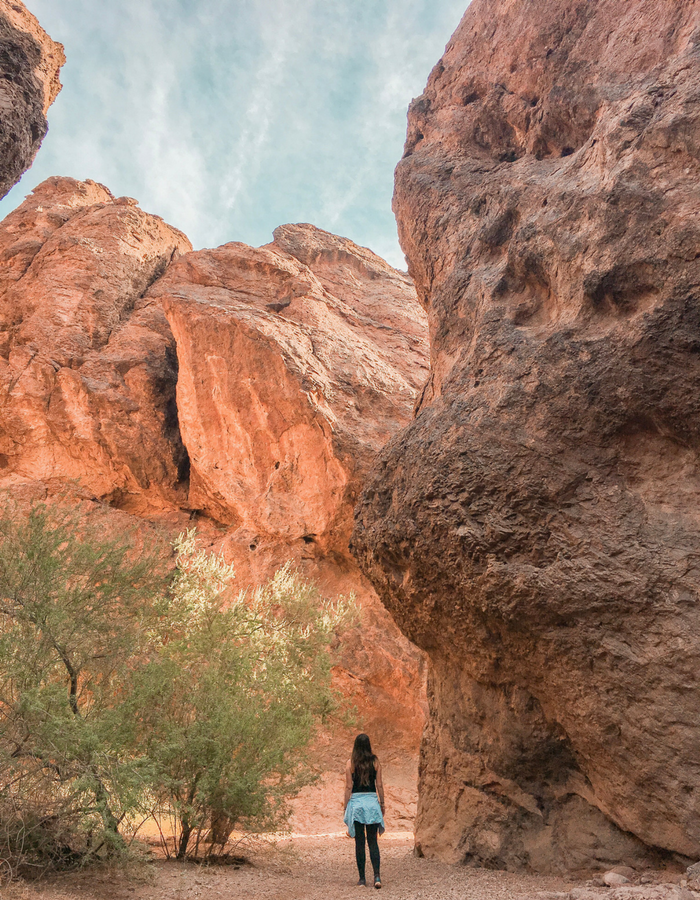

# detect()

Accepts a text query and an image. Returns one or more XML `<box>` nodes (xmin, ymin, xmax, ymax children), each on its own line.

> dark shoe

<box><xmin>357</xmin><ymin>877</ymin><xmax>366</xmax><ymax>886</ymax></box>
<box><xmin>374</xmin><ymin>874</ymin><xmax>382</xmax><ymax>889</ymax></box>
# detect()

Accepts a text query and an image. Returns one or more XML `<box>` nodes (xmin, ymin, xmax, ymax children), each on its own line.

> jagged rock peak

<box><xmin>272</xmin><ymin>222</ymin><xmax>409</xmax><ymax>279</ymax></box>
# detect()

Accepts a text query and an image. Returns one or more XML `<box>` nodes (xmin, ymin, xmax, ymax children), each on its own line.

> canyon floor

<box><xmin>2</xmin><ymin>834</ymin><xmax>693</xmax><ymax>900</ymax></box>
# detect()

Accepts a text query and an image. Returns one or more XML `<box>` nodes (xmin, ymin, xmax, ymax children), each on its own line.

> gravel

<box><xmin>3</xmin><ymin>834</ymin><xmax>694</xmax><ymax>900</ymax></box>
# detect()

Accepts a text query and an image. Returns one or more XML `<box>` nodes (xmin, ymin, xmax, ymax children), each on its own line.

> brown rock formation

<box><xmin>0</xmin><ymin>177</ymin><xmax>192</xmax><ymax>512</ymax></box>
<box><xmin>352</xmin><ymin>0</ymin><xmax>700</xmax><ymax>873</ymax></box>
<box><xmin>0</xmin><ymin>0</ymin><xmax>65</xmax><ymax>199</ymax></box>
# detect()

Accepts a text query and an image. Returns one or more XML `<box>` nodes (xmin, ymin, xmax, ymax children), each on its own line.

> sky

<box><xmin>2</xmin><ymin>0</ymin><xmax>469</xmax><ymax>269</ymax></box>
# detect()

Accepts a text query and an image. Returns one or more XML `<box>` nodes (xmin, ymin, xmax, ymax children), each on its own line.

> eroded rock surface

<box><xmin>148</xmin><ymin>224</ymin><xmax>428</xmax><ymax>545</ymax></box>
<box><xmin>0</xmin><ymin>0</ymin><xmax>65</xmax><ymax>199</ymax></box>
<box><xmin>0</xmin><ymin>177</ymin><xmax>192</xmax><ymax>512</ymax></box>
<box><xmin>352</xmin><ymin>0</ymin><xmax>700</xmax><ymax>872</ymax></box>
<box><xmin>0</xmin><ymin>186</ymin><xmax>429</xmax><ymax>825</ymax></box>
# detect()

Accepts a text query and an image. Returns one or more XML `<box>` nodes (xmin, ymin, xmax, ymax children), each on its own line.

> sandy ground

<box><xmin>0</xmin><ymin>833</ymin><xmax>609</xmax><ymax>900</ymax></box>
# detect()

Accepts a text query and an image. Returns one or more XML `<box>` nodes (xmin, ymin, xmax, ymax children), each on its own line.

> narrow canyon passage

<box><xmin>3</xmin><ymin>0</ymin><xmax>700</xmax><ymax>890</ymax></box>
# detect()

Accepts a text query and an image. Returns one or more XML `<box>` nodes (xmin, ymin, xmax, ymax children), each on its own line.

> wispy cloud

<box><xmin>221</xmin><ymin>0</ymin><xmax>317</xmax><ymax>214</ymax></box>
<box><xmin>3</xmin><ymin>0</ymin><xmax>468</xmax><ymax>268</ymax></box>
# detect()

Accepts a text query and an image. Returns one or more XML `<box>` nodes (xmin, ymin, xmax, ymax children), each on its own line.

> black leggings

<box><xmin>354</xmin><ymin>822</ymin><xmax>380</xmax><ymax>878</ymax></box>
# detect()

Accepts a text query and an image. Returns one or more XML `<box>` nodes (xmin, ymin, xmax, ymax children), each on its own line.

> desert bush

<box><xmin>128</xmin><ymin>531</ymin><xmax>350</xmax><ymax>859</ymax></box>
<box><xmin>0</xmin><ymin>502</ymin><xmax>349</xmax><ymax>869</ymax></box>
<box><xmin>0</xmin><ymin>500</ymin><xmax>169</xmax><ymax>871</ymax></box>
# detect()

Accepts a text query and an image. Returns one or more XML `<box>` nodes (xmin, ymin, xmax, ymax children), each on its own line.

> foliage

<box><xmin>0</xmin><ymin>502</ymin><xmax>350</xmax><ymax>870</ymax></box>
<box><xmin>129</xmin><ymin>531</ymin><xmax>350</xmax><ymax>859</ymax></box>
<box><xmin>0</xmin><ymin>500</ymin><xmax>168</xmax><ymax>873</ymax></box>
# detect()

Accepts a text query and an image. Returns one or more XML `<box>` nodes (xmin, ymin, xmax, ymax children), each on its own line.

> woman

<box><xmin>343</xmin><ymin>733</ymin><xmax>385</xmax><ymax>888</ymax></box>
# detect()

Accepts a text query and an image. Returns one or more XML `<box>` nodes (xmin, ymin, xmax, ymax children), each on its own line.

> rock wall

<box><xmin>148</xmin><ymin>224</ymin><xmax>427</xmax><ymax>544</ymax></box>
<box><xmin>352</xmin><ymin>0</ymin><xmax>700</xmax><ymax>873</ymax></box>
<box><xmin>0</xmin><ymin>0</ymin><xmax>65</xmax><ymax>199</ymax></box>
<box><xmin>0</xmin><ymin>179</ymin><xmax>429</xmax><ymax>830</ymax></box>
<box><xmin>147</xmin><ymin>225</ymin><xmax>429</xmax><ymax>826</ymax></box>
<box><xmin>0</xmin><ymin>177</ymin><xmax>192</xmax><ymax>513</ymax></box>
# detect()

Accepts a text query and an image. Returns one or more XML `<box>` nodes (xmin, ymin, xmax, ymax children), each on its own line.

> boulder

<box><xmin>353</xmin><ymin>0</ymin><xmax>700</xmax><ymax>871</ymax></box>
<box><xmin>610</xmin><ymin>867</ymin><xmax>638</xmax><ymax>881</ymax></box>
<box><xmin>604</xmin><ymin>872</ymin><xmax>631</xmax><ymax>887</ymax></box>
<box><xmin>0</xmin><ymin>0</ymin><xmax>65</xmax><ymax>198</ymax></box>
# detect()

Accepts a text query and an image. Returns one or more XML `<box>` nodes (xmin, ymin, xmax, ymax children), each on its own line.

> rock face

<box><xmin>352</xmin><ymin>0</ymin><xmax>700</xmax><ymax>873</ymax></box>
<box><xmin>0</xmin><ymin>177</ymin><xmax>192</xmax><ymax>512</ymax></box>
<box><xmin>0</xmin><ymin>0</ymin><xmax>65</xmax><ymax>199</ymax></box>
<box><xmin>0</xmin><ymin>182</ymin><xmax>430</xmax><ymax>828</ymax></box>
<box><xmin>147</xmin><ymin>225</ymin><xmax>430</xmax><ymax>812</ymax></box>
<box><xmin>148</xmin><ymin>223</ymin><xmax>428</xmax><ymax>545</ymax></box>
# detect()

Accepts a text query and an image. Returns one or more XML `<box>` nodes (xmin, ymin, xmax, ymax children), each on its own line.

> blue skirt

<box><xmin>344</xmin><ymin>792</ymin><xmax>385</xmax><ymax>838</ymax></box>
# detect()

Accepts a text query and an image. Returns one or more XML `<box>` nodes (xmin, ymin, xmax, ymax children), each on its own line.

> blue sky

<box><xmin>4</xmin><ymin>0</ymin><xmax>468</xmax><ymax>268</ymax></box>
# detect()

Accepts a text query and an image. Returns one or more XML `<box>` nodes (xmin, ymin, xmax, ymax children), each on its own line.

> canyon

<box><xmin>0</xmin><ymin>0</ymin><xmax>430</xmax><ymax>828</ymax></box>
<box><xmin>352</xmin><ymin>0</ymin><xmax>700</xmax><ymax>875</ymax></box>
<box><xmin>4</xmin><ymin>0</ymin><xmax>700</xmax><ymax>880</ymax></box>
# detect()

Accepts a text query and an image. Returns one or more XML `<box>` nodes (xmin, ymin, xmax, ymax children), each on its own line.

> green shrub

<box><xmin>0</xmin><ymin>501</ymin><xmax>350</xmax><ymax>869</ymax></box>
<box><xmin>0</xmin><ymin>500</ymin><xmax>169</xmax><ymax>871</ymax></box>
<box><xmin>129</xmin><ymin>531</ymin><xmax>350</xmax><ymax>859</ymax></box>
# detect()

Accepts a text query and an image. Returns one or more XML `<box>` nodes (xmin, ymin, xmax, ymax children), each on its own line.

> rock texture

<box><xmin>148</xmin><ymin>223</ymin><xmax>428</xmax><ymax>545</ymax></box>
<box><xmin>352</xmin><ymin>0</ymin><xmax>700</xmax><ymax>873</ymax></box>
<box><xmin>0</xmin><ymin>183</ymin><xmax>430</xmax><ymax>826</ymax></box>
<box><xmin>147</xmin><ymin>224</ymin><xmax>430</xmax><ymax>793</ymax></box>
<box><xmin>0</xmin><ymin>177</ymin><xmax>192</xmax><ymax>512</ymax></box>
<box><xmin>0</xmin><ymin>0</ymin><xmax>65</xmax><ymax>199</ymax></box>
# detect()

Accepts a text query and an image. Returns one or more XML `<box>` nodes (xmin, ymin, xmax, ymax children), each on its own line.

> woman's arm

<box><xmin>376</xmin><ymin>760</ymin><xmax>385</xmax><ymax>813</ymax></box>
<box><xmin>344</xmin><ymin>760</ymin><xmax>353</xmax><ymax>807</ymax></box>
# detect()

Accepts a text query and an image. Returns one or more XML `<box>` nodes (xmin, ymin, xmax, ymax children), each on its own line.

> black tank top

<box><xmin>352</xmin><ymin>761</ymin><xmax>377</xmax><ymax>793</ymax></box>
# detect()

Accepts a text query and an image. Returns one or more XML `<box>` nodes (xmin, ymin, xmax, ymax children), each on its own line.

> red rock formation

<box><xmin>147</xmin><ymin>226</ymin><xmax>430</xmax><ymax>823</ymax></box>
<box><xmin>148</xmin><ymin>225</ymin><xmax>428</xmax><ymax>545</ymax></box>
<box><xmin>0</xmin><ymin>0</ymin><xmax>65</xmax><ymax>199</ymax></box>
<box><xmin>0</xmin><ymin>183</ymin><xmax>430</xmax><ymax>829</ymax></box>
<box><xmin>0</xmin><ymin>177</ymin><xmax>192</xmax><ymax>512</ymax></box>
<box><xmin>352</xmin><ymin>0</ymin><xmax>700</xmax><ymax>872</ymax></box>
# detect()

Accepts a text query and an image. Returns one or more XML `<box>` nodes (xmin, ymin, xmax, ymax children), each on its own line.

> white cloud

<box><xmin>221</xmin><ymin>0</ymin><xmax>317</xmax><ymax>214</ymax></box>
<box><xmin>5</xmin><ymin>0</ymin><xmax>468</xmax><ymax>268</ymax></box>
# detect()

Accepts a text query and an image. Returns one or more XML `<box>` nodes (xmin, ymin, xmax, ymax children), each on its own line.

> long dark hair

<box><xmin>351</xmin><ymin>733</ymin><xmax>377</xmax><ymax>788</ymax></box>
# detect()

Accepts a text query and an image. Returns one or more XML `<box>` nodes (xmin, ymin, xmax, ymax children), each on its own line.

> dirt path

<box><xmin>4</xmin><ymin>834</ymin><xmax>694</xmax><ymax>900</ymax></box>
<box><xmin>3</xmin><ymin>834</ymin><xmax>592</xmax><ymax>900</ymax></box>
